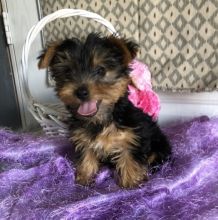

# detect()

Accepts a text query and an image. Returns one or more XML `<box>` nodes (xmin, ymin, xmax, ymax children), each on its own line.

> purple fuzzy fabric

<box><xmin>0</xmin><ymin>116</ymin><xmax>218</xmax><ymax>219</ymax></box>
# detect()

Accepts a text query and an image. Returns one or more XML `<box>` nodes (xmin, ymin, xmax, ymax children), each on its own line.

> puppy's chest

<box><xmin>72</xmin><ymin>123</ymin><xmax>138</xmax><ymax>157</ymax></box>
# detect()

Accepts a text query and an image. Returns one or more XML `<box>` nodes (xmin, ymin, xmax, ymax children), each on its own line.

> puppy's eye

<box><xmin>94</xmin><ymin>66</ymin><xmax>106</xmax><ymax>77</ymax></box>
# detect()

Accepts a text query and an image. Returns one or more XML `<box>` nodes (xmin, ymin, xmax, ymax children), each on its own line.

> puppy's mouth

<box><xmin>77</xmin><ymin>100</ymin><xmax>100</xmax><ymax>117</ymax></box>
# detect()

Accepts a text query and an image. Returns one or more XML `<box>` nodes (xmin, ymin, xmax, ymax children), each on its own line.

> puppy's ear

<box><xmin>124</xmin><ymin>40</ymin><xmax>139</xmax><ymax>59</ymax></box>
<box><xmin>38</xmin><ymin>43</ymin><xmax>59</xmax><ymax>69</ymax></box>
<box><xmin>108</xmin><ymin>36</ymin><xmax>139</xmax><ymax>64</ymax></box>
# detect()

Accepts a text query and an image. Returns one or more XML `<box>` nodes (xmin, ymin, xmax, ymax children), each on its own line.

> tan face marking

<box><xmin>89</xmin><ymin>77</ymin><xmax>130</xmax><ymax>104</ymax></box>
<box><xmin>57</xmin><ymin>83</ymin><xmax>78</xmax><ymax>105</ymax></box>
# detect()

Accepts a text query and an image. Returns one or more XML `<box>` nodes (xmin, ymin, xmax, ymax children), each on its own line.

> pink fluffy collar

<box><xmin>128</xmin><ymin>59</ymin><xmax>160</xmax><ymax>121</ymax></box>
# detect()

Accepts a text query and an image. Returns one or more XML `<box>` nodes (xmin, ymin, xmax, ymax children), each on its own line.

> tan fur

<box><xmin>87</xmin><ymin>36</ymin><xmax>133</xmax><ymax>68</ymax></box>
<box><xmin>94</xmin><ymin>123</ymin><xmax>139</xmax><ymax>157</ymax></box>
<box><xmin>72</xmin><ymin>123</ymin><xmax>144</xmax><ymax>187</ymax></box>
<box><xmin>116</xmin><ymin>151</ymin><xmax>148</xmax><ymax>188</ymax></box>
<box><xmin>87</xmin><ymin>77</ymin><xmax>130</xmax><ymax>124</ymax></box>
<box><xmin>92</xmin><ymin>52</ymin><xmax>103</xmax><ymax>68</ymax></box>
<box><xmin>108</xmin><ymin>36</ymin><xmax>132</xmax><ymax>65</ymax></box>
<box><xmin>58</xmin><ymin>83</ymin><xmax>78</xmax><ymax>105</ymax></box>
<box><xmin>71</xmin><ymin>128</ymin><xmax>93</xmax><ymax>151</ymax></box>
<box><xmin>104</xmin><ymin>70</ymin><xmax>120</xmax><ymax>81</ymax></box>
<box><xmin>89</xmin><ymin>77</ymin><xmax>130</xmax><ymax>104</ymax></box>
<box><xmin>71</xmin><ymin>123</ymin><xmax>139</xmax><ymax>156</ymax></box>
<box><xmin>148</xmin><ymin>153</ymin><xmax>157</xmax><ymax>165</ymax></box>
<box><xmin>58</xmin><ymin>76</ymin><xmax>130</xmax><ymax>108</ymax></box>
<box><xmin>38</xmin><ymin>42</ymin><xmax>60</xmax><ymax>69</ymax></box>
<box><xmin>57</xmin><ymin>76</ymin><xmax>130</xmax><ymax>124</ymax></box>
<box><xmin>76</xmin><ymin>148</ymin><xmax>99</xmax><ymax>185</ymax></box>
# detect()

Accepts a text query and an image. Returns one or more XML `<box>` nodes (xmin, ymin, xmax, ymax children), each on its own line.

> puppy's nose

<box><xmin>75</xmin><ymin>86</ymin><xmax>89</xmax><ymax>100</ymax></box>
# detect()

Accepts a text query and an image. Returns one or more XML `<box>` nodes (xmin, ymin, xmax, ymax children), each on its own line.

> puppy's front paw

<box><xmin>76</xmin><ymin>173</ymin><xmax>92</xmax><ymax>186</ymax></box>
<box><xmin>75</xmin><ymin>149</ymin><xmax>99</xmax><ymax>186</ymax></box>
<box><xmin>116</xmin><ymin>159</ymin><xmax>148</xmax><ymax>188</ymax></box>
<box><xmin>118</xmin><ymin>173</ymin><xmax>148</xmax><ymax>189</ymax></box>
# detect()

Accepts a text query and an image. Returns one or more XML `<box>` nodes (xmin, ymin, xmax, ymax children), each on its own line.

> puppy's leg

<box><xmin>115</xmin><ymin>150</ymin><xmax>148</xmax><ymax>188</ymax></box>
<box><xmin>76</xmin><ymin>148</ymin><xmax>99</xmax><ymax>185</ymax></box>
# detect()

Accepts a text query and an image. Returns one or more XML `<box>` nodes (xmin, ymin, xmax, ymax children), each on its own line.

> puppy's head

<box><xmin>38</xmin><ymin>33</ymin><xmax>138</xmax><ymax>123</ymax></box>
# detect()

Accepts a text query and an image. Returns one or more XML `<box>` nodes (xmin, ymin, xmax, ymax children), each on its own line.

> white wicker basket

<box><xmin>21</xmin><ymin>9</ymin><xmax>118</xmax><ymax>137</ymax></box>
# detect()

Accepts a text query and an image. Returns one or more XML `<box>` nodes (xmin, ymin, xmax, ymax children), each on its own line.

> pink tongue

<box><xmin>77</xmin><ymin>101</ymin><xmax>98</xmax><ymax>116</ymax></box>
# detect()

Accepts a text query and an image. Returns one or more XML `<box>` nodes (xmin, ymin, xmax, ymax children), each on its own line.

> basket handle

<box><xmin>21</xmin><ymin>9</ymin><xmax>118</xmax><ymax>102</ymax></box>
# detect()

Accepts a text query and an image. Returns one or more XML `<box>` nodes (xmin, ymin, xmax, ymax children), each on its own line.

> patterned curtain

<box><xmin>39</xmin><ymin>0</ymin><xmax>218</xmax><ymax>92</ymax></box>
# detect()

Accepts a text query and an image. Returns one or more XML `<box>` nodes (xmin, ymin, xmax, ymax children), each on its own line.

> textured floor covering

<box><xmin>0</xmin><ymin>116</ymin><xmax>217</xmax><ymax>219</ymax></box>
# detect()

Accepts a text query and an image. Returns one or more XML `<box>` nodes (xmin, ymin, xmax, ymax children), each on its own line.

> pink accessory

<box><xmin>128</xmin><ymin>59</ymin><xmax>160</xmax><ymax>121</ymax></box>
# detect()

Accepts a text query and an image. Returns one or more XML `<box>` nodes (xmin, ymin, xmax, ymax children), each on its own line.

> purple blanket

<box><xmin>0</xmin><ymin>116</ymin><xmax>218</xmax><ymax>219</ymax></box>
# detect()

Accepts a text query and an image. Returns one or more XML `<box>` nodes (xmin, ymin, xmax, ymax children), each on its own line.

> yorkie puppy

<box><xmin>38</xmin><ymin>33</ymin><xmax>171</xmax><ymax>188</ymax></box>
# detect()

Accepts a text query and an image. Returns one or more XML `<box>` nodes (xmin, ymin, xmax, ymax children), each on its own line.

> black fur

<box><xmin>38</xmin><ymin>33</ymin><xmax>171</xmax><ymax>187</ymax></box>
<box><xmin>48</xmin><ymin>33</ymin><xmax>135</xmax><ymax>87</ymax></box>
<box><xmin>67</xmin><ymin>93</ymin><xmax>171</xmax><ymax>167</ymax></box>
<box><xmin>113</xmin><ymin>96</ymin><xmax>171</xmax><ymax>167</ymax></box>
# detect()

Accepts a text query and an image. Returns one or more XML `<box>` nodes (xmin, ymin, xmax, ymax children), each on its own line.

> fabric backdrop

<box><xmin>38</xmin><ymin>0</ymin><xmax>218</xmax><ymax>92</ymax></box>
